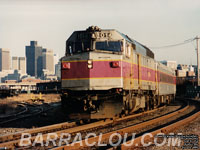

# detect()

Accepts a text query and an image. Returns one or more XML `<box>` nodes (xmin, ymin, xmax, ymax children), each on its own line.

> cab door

<box><xmin>137</xmin><ymin>54</ymin><xmax>141</xmax><ymax>89</ymax></box>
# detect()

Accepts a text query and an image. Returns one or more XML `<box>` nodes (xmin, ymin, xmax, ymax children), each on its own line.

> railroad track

<box><xmin>51</xmin><ymin>99</ymin><xmax>199</xmax><ymax>150</ymax></box>
<box><xmin>0</xmin><ymin>100</ymin><xmax>185</xmax><ymax>150</ymax></box>
<box><xmin>0</xmin><ymin>104</ymin><xmax>28</xmax><ymax>119</ymax></box>
<box><xmin>0</xmin><ymin>102</ymin><xmax>57</xmax><ymax>126</ymax></box>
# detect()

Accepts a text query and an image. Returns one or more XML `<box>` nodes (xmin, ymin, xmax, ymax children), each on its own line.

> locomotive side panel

<box><xmin>122</xmin><ymin>56</ymin><xmax>134</xmax><ymax>90</ymax></box>
<box><xmin>140</xmin><ymin>55</ymin><xmax>156</xmax><ymax>91</ymax></box>
<box><xmin>132</xmin><ymin>53</ymin><xmax>139</xmax><ymax>90</ymax></box>
<box><xmin>122</xmin><ymin>52</ymin><xmax>157</xmax><ymax>91</ymax></box>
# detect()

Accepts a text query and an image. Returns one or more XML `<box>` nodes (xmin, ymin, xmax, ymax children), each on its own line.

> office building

<box><xmin>12</xmin><ymin>56</ymin><xmax>18</xmax><ymax>70</ymax></box>
<box><xmin>11</xmin><ymin>56</ymin><xmax>26</xmax><ymax>75</ymax></box>
<box><xmin>42</xmin><ymin>49</ymin><xmax>54</xmax><ymax>74</ymax></box>
<box><xmin>26</xmin><ymin>41</ymin><xmax>43</xmax><ymax>77</ymax></box>
<box><xmin>0</xmin><ymin>48</ymin><xmax>11</xmax><ymax>71</ymax></box>
<box><xmin>19</xmin><ymin>57</ymin><xmax>26</xmax><ymax>74</ymax></box>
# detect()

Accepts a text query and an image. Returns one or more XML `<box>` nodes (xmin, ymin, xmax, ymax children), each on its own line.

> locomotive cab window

<box><xmin>66</xmin><ymin>41</ymin><xmax>91</xmax><ymax>55</ymax></box>
<box><xmin>95</xmin><ymin>41</ymin><xmax>122</xmax><ymax>52</ymax></box>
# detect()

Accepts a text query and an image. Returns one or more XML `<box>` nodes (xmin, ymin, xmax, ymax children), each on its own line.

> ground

<box><xmin>0</xmin><ymin>95</ymin><xmax>199</xmax><ymax>150</ymax></box>
<box><xmin>0</xmin><ymin>93</ymin><xmax>69</xmax><ymax>135</ymax></box>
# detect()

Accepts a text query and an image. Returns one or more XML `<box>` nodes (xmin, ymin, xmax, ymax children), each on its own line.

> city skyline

<box><xmin>0</xmin><ymin>0</ymin><xmax>200</xmax><ymax>65</ymax></box>
<box><xmin>0</xmin><ymin>41</ymin><xmax>59</xmax><ymax>75</ymax></box>
<box><xmin>0</xmin><ymin>40</ymin><xmax>59</xmax><ymax>83</ymax></box>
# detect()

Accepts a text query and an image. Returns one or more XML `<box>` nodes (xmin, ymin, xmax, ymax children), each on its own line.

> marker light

<box><xmin>62</xmin><ymin>62</ymin><xmax>70</xmax><ymax>69</ymax></box>
<box><xmin>111</xmin><ymin>61</ymin><xmax>120</xmax><ymax>68</ymax></box>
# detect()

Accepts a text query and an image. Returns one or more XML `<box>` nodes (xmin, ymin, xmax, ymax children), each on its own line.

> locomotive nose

<box><xmin>61</xmin><ymin>52</ymin><xmax>123</xmax><ymax>90</ymax></box>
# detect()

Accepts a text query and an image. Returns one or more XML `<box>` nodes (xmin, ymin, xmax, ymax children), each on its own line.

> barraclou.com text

<box><xmin>19</xmin><ymin>132</ymin><xmax>187</xmax><ymax>147</ymax></box>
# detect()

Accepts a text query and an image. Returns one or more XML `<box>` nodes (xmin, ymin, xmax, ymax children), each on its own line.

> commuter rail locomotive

<box><xmin>61</xmin><ymin>26</ymin><xmax>176</xmax><ymax>120</ymax></box>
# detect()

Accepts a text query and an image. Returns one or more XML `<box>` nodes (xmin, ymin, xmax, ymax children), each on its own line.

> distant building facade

<box><xmin>160</xmin><ymin>60</ymin><xmax>177</xmax><ymax>70</ymax></box>
<box><xmin>54</xmin><ymin>54</ymin><xmax>59</xmax><ymax>67</ymax></box>
<box><xmin>176</xmin><ymin>64</ymin><xmax>196</xmax><ymax>77</ymax></box>
<box><xmin>12</xmin><ymin>56</ymin><xmax>26</xmax><ymax>75</ymax></box>
<box><xmin>1</xmin><ymin>70</ymin><xmax>21</xmax><ymax>83</ymax></box>
<box><xmin>0</xmin><ymin>48</ymin><xmax>11</xmax><ymax>71</ymax></box>
<box><xmin>12</xmin><ymin>56</ymin><xmax>18</xmax><ymax>70</ymax></box>
<box><xmin>26</xmin><ymin>41</ymin><xmax>43</xmax><ymax>77</ymax></box>
<box><xmin>42</xmin><ymin>49</ymin><xmax>54</xmax><ymax>74</ymax></box>
<box><xmin>19</xmin><ymin>57</ymin><xmax>26</xmax><ymax>74</ymax></box>
<box><xmin>55</xmin><ymin>61</ymin><xmax>61</xmax><ymax>80</ymax></box>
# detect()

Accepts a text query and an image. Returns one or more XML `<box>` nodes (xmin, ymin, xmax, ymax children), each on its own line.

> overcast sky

<box><xmin>0</xmin><ymin>0</ymin><xmax>200</xmax><ymax>64</ymax></box>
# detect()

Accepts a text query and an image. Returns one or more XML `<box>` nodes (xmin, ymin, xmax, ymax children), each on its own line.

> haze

<box><xmin>0</xmin><ymin>0</ymin><xmax>200</xmax><ymax>65</ymax></box>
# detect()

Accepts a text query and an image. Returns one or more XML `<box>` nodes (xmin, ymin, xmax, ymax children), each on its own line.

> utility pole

<box><xmin>196</xmin><ymin>36</ymin><xmax>200</xmax><ymax>86</ymax></box>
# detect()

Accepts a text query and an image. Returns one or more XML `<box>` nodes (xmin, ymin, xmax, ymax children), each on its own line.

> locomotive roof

<box><xmin>68</xmin><ymin>26</ymin><xmax>155</xmax><ymax>59</ymax></box>
<box><xmin>96</xmin><ymin>28</ymin><xmax>155</xmax><ymax>59</ymax></box>
<box><xmin>117</xmin><ymin>31</ymin><xmax>154</xmax><ymax>59</ymax></box>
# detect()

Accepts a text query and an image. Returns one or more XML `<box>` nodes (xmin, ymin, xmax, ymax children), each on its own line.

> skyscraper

<box><xmin>25</xmin><ymin>41</ymin><xmax>43</xmax><ymax>77</ymax></box>
<box><xmin>0</xmin><ymin>48</ymin><xmax>11</xmax><ymax>71</ymax></box>
<box><xmin>12</xmin><ymin>56</ymin><xmax>19</xmax><ymax>70</ymax></box>
<box><xmin>19</xmin><ymin>57</ymin><xmax>26</xmax><ymax>74</ymax></box>
<box><xmin>42</xmin><ymin>49</ymin><xmax>54</xmax><ymax>74</ymax></box>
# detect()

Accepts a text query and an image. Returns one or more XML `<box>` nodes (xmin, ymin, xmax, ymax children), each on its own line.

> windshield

<box><xmin>95</xmin><ymin>41</ymin><xmax>122</xmax><ymax>52</ymax></box>
<box><xmin>66</xmin><ymin>41</ymin><xmax>90</xmax><ymax>54</ymax></box>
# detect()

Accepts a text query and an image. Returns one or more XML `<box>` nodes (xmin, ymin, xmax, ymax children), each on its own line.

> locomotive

<box><xmin>61</xmin><ymin>26</ymin><xmax>176</xmax><ymax>120</ymax></box>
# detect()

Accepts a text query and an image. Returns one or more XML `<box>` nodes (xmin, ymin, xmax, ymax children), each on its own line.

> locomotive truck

<box><xmin>61</xmin><ymin>26</ymin><xmax>176</xmax><ymax>120</ymax></box>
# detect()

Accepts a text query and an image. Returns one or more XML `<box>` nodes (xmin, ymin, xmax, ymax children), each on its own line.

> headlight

<box><xmin>88</xmin><ymin>59</ymin><xmax>93</xmax><ymax>69</ymax></box>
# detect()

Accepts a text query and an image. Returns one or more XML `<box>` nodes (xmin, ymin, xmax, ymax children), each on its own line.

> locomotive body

<box><xmin>61</xmin><ymin>26</ymin><xmax>176</xmax><ymax>119</ymax></box>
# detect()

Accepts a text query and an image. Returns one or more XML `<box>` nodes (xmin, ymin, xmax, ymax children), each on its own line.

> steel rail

<box><xmin>121</xmin><ymin>106</ymin><xmax>200</xmax><ymax>149</ymax></box>
<box><xmin>0</xmin><ymin>105</ymin><xmax>167</xmax><ymax>149</ymax></box>
<box><xmin>0</xmin><ymin>104</ymin><xmax>28</xmax><ymax>119</ymax></box>
<box><xmin>0</xmin><ymin>102</ymin><xmax>59</xmax><ymax>126</ymax></box>
<box><xmin>0</xmin><ymin>121</ymin><xmax>77</xmax><ymax>143</ymax></box>
<box><xmin>51</xmin><ymin>104</ymin><xmax>189</xmax><ymax>150</ymax></box>
<box><xmin>0</xmin><ymin>107</ymin><xmax>44</xmax><ymax>126</ymax></box>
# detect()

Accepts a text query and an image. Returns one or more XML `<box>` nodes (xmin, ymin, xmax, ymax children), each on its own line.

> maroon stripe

<box><xmin>140</xmin><ymin>66</ymin><xmax>156</xmax><ymax>82</ymax></box>
<box><xmin>90</xmin><ymin>61</ymin><xmax>121</xmax><ymax>77</ymax></box>
<box><xmin>62</xmin><ymin>62</ymin><xmax>89</xmax><ymax>79</ymax></box>
<box><xmin>62</xmin><ymin>61</ymin><xmax>122</xmax><ymax>79</ymax></box>
<box><xmin>61</xmin><ymin>61</ymin><xmax>176</xmax><ymax>85</ymax></box>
